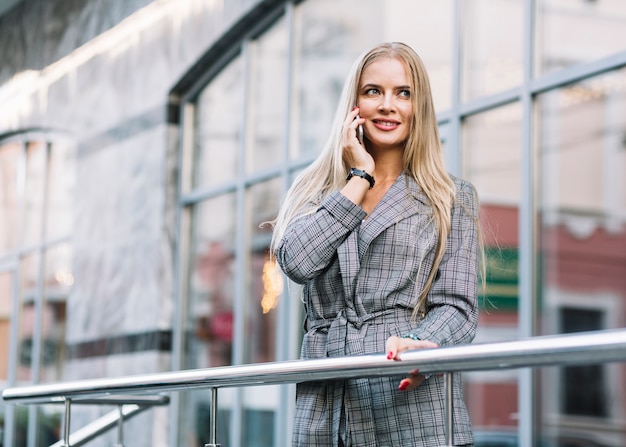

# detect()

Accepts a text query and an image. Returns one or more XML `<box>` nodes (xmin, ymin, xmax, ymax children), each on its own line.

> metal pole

<box><xmin>444</xmin><ymin>373</ymin><xmax>454</xmax><ymax>447</ymax></box>
<box><xmin>204</xmin><ymin>387</ymin><xmax>221</xmax><ymax>447</ymax></box>
<box><xmin>62</xmin><ymin>398</ymin><xmax>71</xmax><ymax>447</ymax></box>
<box><xmin>111</xmin><ymin>405</ymin><xmax>124</xmax><ymax>447</ymax></box>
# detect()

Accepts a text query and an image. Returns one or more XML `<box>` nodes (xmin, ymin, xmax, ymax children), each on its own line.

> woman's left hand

<box><xmin>385</xmin><ymin>335</ymin><xmax>439</xmax><ymax>391</ymax></box>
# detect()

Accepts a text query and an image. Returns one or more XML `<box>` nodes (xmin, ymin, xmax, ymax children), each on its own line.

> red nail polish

<box><xmin>387</xmin><ymin>351</ymin><xmax>393</xmax><ymax>360</ymax></box>
<box><xmin>398</xmin><ymin>380</ymin><xmax>408</xmax><ymax>391</ymax></box>
<box><xmin>352</xmin><ymin>106</ymin><xmax>358</xmax><ymax>111</ymax></box>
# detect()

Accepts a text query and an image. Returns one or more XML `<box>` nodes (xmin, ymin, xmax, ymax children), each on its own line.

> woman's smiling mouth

<box><xmin>373</xmin><ymin>119</ymin><xmax>400</xmax><ymax>129</ymax></box>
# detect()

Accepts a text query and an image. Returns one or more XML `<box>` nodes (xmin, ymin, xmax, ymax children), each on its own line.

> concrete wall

<box><xmin>0</xmin><ymin>1</ymin><xmax>265</xmax><ymax>445</ymax></box>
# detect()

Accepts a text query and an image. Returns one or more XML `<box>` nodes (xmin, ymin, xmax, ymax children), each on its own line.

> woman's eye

<box><xmin>365</xmin><ymin>88</ymin><xmax>380</xmax><ymax>95</ymax></box>
<box><xmin>399</xmin><ymin>89</ymin><xmax>411</xmax><ymax>98</ymax></box>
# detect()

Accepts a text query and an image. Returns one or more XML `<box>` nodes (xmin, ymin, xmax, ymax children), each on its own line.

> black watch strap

<box><xmin>346</xmin><ymin>168</ymin><xmax>375</xmax><ymax>189</ymax></box>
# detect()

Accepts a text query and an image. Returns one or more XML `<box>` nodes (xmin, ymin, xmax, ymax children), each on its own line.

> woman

<box><xmin>271</xmin><ymin>42</ymin><xmax>480</xmax><ymax>447</ymax></box>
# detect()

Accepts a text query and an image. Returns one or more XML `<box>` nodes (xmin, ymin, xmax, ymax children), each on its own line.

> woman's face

<box><xmin>357</xmin><ymin>56</ymin><xmax>413</xmax><ymax>151</ymax></box>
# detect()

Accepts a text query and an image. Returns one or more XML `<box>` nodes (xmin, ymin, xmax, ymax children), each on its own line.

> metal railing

<box><xmin>3</xmin><ymin>329</ymin><xmax>626</xmax><ymax>447</ymax></box>
<box><xmin>49</xmin><ymin>395</ymin><xmax>169</xmax><ymax>447</ymax></box>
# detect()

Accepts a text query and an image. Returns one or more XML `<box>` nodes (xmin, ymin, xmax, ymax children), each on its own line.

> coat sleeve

<box><xmin>275</xmin><ymin>191</ymin><xmax>367</xmax><ymax>284</ymax></box>
<box><xmin>408</xmin><ymin>179</ymin><xmax>480</xmax><ymax>347</ymax></box>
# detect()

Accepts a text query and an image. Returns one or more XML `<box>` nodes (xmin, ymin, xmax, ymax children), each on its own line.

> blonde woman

<box><xmin>271</xmin><ymin>42</ymin><xmax>480</xmax><ymax>447</ymax></box>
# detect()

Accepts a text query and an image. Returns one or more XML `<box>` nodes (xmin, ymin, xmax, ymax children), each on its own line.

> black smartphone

<box><xmin>355</xmin><ymin>114</ymin><xmax>364</xmax><ymax>144</ymax></box>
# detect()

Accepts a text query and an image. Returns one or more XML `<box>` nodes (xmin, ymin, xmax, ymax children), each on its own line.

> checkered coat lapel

<box><xmin>336</xmin><ymin>174</ymin><xmax>428</xmax><ymax>302</ymax></box>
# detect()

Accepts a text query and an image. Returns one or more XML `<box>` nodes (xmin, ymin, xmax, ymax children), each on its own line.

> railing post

<box><xmin>444</xmin><ymin>372</ymin><xmax>454</xmax><ymax>447</ymax></box>
<box><xmin>111</xmin><ymin>405</ymin><xmax>124</xmax><ymax>447</ymax></box>
<box><xmin>61</xmin><ymin>397</ymin><xmax>71</xmax><ymax>447</ymax></box>
<box><xmin>204</xmin><ymin>387</ymin><xmax>221</xmax><ymax>447</ymax></box>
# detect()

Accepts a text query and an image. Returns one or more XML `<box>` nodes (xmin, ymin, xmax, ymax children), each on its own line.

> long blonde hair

<box><xmin>270</xmin><ymin>42</ymin><xmax>455</xmax><ymax>318</ymax></box>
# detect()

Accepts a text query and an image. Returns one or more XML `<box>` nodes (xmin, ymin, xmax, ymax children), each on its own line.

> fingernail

<box><xmin>352</xmin><ymin>106</ymin><xmax>358</xmax><ymax>111</ymax></box>
<box><xmin>387</xmin><ymin>351</ymin><xmax>393</xmax><ymax>360</ymax></box>
<box><xmin>398</xmin><ymin>380</ymin><xmax>409</xmax><ymax>391</ymax></box>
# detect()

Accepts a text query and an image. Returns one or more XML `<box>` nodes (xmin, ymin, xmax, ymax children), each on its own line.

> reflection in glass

<box><xmin>291</xmin><ymin>0</ymin><xmax>365</xmax><ymax>160</ymax></box>
<box><xmin>247</xmin><ymin>16</ymin><xmax>288</xmax><ymax>173</ymax></box>
<box><xmin>463</xmin><ymin>103</ymin><xmax>522</xmax><ymax>204</ymax></box>
<box><xmin>243</xmin><ymin>390</ymin><xmax>277</xmax><ymax>447</ymax></box>
<box><xmin>241</xmin><ymin>178</ymin><xmax>282</xmax><ymax>447</ymax></box>
<box><xmin>462</xmin><ymin>0</ymin><xmax>523</xmax><ymax>100</ymax></box>
<box><xmin>187</xmin><ymin>194</ymin><xmax>237</xmax><ymax>369</ymax></box>
<box><xmin>11</xmin><ymin>406</ymin><xmax>59</xmax><ymax>447</ymax></box>
<box><xmin>244</xmin><ymin>178</ymin><xmax>282</xmax><ymax>365</ymax></box>
<box><xmin>194</xmin><ymin>55</ymin><xmax>244</xmax><ymax>189</ymax></box>
<box><xmin>462</xmin><ymin>103</ymin><xmax>522</xmax><ymax>434</ymax></box>
<box><xmin>439</xmin><ymin>122</ymin><xmax>453</xmax><ymax>170</ymax></box>
<box><xmin>0</xmin><ymin>141</ymin><xmax>22</xmax><ymax>255</ymax></box>
<box><xmin>537</xmin><ymin>0</ymin><xmax>626</xmax><ymax>75</ymax></box>
<box><xmin>0</xmin><ymin>134</ymin><xmax>73</xmax><ymax>446</ymax></box>
<box><xmin>559</xmin><ymin>308</ymin><xmax>606</xmax><ymax>418</ymax></box>
<box><xmin>46</xmin><ymin>141</ymin><xmax>76</xmax><ymax>241</ymax></box>
<box><xmin>292</xmin><ymin>0</ymin><xmax>453</xmax><ymax>160</ymax></box>
<box><xmin>17</xmin><ymin>254</ymin><xmax>40</xmax><ymax>382</ymax></box>
<box><xmin>180</xmin><ymin>193</ymin><xmax>236</xmax><ymax>447</ymax></box>
<box><xmin>0</xmin><ymin>271</ymin><xmax>13</xmax><ymax>380</ymax></box>
<box><xmin>41</xmin><ymin>243</ymin><xmax>72</xmax><ymax>384</ymax></box>
<box><xmin>379</xmin><ymin>0</ymin><xmax>453</xmax><ymax>110</ymax></box>
<box><xmin>22</xmin><ymin>141</ymin><xmax>46</xmax><ymax>247</ymax></box>
<box><xmin>537</xmin><ymin>68</ymin><xmax>626</xmax><ymax>446</ymax></box>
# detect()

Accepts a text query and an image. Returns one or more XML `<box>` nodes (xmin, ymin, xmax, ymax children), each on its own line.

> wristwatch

<box><xmin>346</xmin><ymin>167</ymin><xmax>375</xmax><ymax>189</ymax></box>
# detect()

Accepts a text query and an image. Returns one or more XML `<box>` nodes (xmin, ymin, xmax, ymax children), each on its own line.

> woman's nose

<box><xmin>378</xmin><ymin>94</ymin><xmax>394</xmax><ymax>112</ymax></box>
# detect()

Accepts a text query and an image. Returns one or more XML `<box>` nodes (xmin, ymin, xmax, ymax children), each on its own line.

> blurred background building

<box><xmin>0</xmin><ymin>0</ymin><xmax>624</xmax><ymax>446</ymax></box>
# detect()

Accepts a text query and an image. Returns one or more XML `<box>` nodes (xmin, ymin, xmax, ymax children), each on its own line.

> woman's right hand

<box><xmin>342</xmin><ymin>106</ymin><xmax>374</xmax><ymax>173</ymax></box>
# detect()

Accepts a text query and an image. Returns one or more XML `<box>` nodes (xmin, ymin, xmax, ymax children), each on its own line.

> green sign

<box><xmin>479</xmin><ymin>246</ymin><xmax>519</xmax><ymax>311</ymax></box>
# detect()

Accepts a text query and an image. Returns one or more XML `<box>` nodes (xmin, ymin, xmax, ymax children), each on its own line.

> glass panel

<box><xmin>537</xmin><ymin>68</ymin><xmax>626</xmax><ymax>446</ymax></box>
<box><xmin>189</xmin><ymin>393</ymin><xmax>232</xmax><ymax>447</ymax></box>
<box><xmin>34</xmin><ymin>406</ymin><xmax>61</xmax><ymax>446</ymax></box>
<box><xmin>187</xmin><ymin>194</ymin><xmax>236</xmax><ymax>369</ymax></box>
<box><xmin>292</xmin><ymin>0</ymin><xmax>453</xmax><ymax>160</ymax></box>
<box><xmin>0</xmin><ymin>141</ymin><xmax>22</xmax><ymax>255</ymax></box>
<box><xmin>462</xmin><ymin>103</ymin><xmax>522</xmax><ymax>437</ymax></box>
<box><xmin>291</xmin><ymin>0</ymin><xmax>363</xmax><ymax>160</ymax></box>
<box><xmin>40</xmin><ymin>243</ymin><xmax>71</xmax><ymax>383</ymax></box>
<box><xmin>463</xmin><ymin>104</ymin><xmax>523</xmax><ymax>207</ymax></box>
<box><xmin>462</xmin><ymin>0</ymin><xmax>523</xmax><ymax>101</ymax></box>
<box><xmin>46</xmin><ymin>140</ymin><xmax>76</xmax><ymax>241</ymax></box>
<box><xmin>243</xmin><ymin>178</ymin><xmax>281</xmax><ymax>365</ymax></box>
<box><xmin>180</xmin><ymin>193</ymin><xmax>237</xmax><ymax>446</ymax></box>
<box><xmin>537</xmin><ymin>0</ymin><xmax>626</xmax><ymax>75</ymax></box>
<box><xmin>247</xmin><ymin>16</ymin><xmax>288</xmax><ymax>173</ymax></box>
<box><xmin>10</xmin><ymin>407</ymin><xmax>58</xmax><ymax>447</ymax></box>
<box><xmin>0</xmin><ymin>271</ymin><xmax>13</xmax><ymax>380</ymax></box>
<box><xmin>17</xmin><ymin>254</ymin><xmax>40</xmax><ymax>382</ymax></box>
<box><xmin>22</xmin><ymin>141</ymin><xmax>46</xmax><ymax>247</ymax></box>
<box><xmin>243</xmin><ymin>391</ymin><xmax>277</xmax><ymax>447</ymax></box>
<box><xmin>439</xmin><ymin>122</ymin><xmax>454</xmax><ymax>174</ymax></box>
<box><xmin>241</xmin><ymin>178</ymin><xmax>282</xmax><ymax>447</ymax></box>
<box><xmin>559</xmin><ymin>308</ymin><xmax>606</xmax><ymax>417</ymax></box>
<box><xmin>194</xmin><ymin>54</ymin><xmax>244</xmax><ymax>188</ymax></box>
<box><xmin>379</xmin><ymin>0</ymin><xmax>454</xmax><ymax>111</ymax></box>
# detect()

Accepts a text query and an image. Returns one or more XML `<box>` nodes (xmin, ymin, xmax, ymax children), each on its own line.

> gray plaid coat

<box><xmin>276</xmin><ymin>173</ymin><xmax>479</xmax><ymax>447</ymax></box>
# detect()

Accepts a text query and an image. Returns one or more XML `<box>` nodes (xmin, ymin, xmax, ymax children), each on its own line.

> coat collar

<box><xmin>358</xmin><ymin>172</ymin><xmax>430</xmax><ymax>248</ymax></box>
<box><xmin>337</xmin><ymin>173</ymin><xmax>432</xmax><ymax>301</ymax></box>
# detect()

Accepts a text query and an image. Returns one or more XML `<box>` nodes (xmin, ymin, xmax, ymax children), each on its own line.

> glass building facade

<box><xmin>0</xmin><ymin>0</ymin><xmax>625</xmax><ymax>446</ymax></box>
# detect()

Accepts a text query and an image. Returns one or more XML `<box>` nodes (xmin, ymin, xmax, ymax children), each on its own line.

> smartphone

<box><xmin>355</xmin><ymin>114</ymin><xmax>364</xmax><ymax>144</ymax></box>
